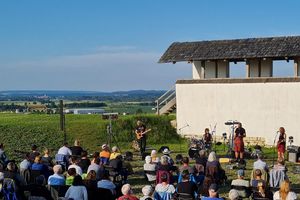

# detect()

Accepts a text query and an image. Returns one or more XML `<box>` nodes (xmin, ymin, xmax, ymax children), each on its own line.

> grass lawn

<box><xmin>117</xmin><ymin>140</ymin><xmax>300</xmax><ymax>199</ymax></box>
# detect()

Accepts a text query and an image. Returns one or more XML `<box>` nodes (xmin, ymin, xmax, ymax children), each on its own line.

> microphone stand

<box><xmin>272</xmin><ymin>131</ymin><xmax>279</xmax><ymax>167</ymax></box>
<box><xmin>178</xmin><ymin>124</ymin><xmax>189</xmax><ymax>153</ymax></box>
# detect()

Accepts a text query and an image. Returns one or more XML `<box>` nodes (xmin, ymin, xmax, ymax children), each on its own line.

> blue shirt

<box><xmin>48</xmin><ymin>174</ymin><xmax>65</xmax><ymax>186</ymax></box>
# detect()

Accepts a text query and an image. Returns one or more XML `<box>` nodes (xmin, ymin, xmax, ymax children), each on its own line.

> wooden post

<box><xmin>59</xmin><ymin>100</ymin><xmax>66</xmax><ymax>143</ymax></box>
<box><xmin>246</xmin><ymin>60</ymin><xmax>250</xmax><ymax>77</ymax></box>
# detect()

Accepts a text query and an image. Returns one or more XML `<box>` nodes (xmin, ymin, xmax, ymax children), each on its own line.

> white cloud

<box><xmin>0</xmin><ymin>46</ymin><xmax>191</xmax><ymax>91</ymax></box>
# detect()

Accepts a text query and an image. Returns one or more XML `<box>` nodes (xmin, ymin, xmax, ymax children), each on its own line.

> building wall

<box><xmin>176</xmin><ymin>81</ymin><xmax>300</xmax><ymax>146</ymax></box>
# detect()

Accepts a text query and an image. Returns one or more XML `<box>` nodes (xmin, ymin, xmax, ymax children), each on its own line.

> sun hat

<box><xmin>162</xmin><ymin>148</ymin><xmax>171</xmax><ymax>155</ymax></box>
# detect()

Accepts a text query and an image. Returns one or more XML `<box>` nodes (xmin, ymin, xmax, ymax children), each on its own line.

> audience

<box><xmin>29</xmin><ymin>144</ymin><xmax>40</xmax><ymax>162</ymax></box>
<box><xmin>41</xmin><ymin>148</ymin><xmax>54</xmax><ymax>168</ymax></box>
<box><xmin>66</xmin><ymin>167</ymin><xmax>77</xmax><ymax>186</ymax></box>
<box><xmin>65</xmin><ymin>175</ymin><xmax>88</xmax><ymax>200</ymax></box>
<box><xmin>71</xmin><ymin>139</ymin><xmax>84</xmax><ymax>157</ymax></box>
<box><xmin>179</xmin><ymin>157</ymin><xmax>194</xmax><ymax>174</ymax></box>
<box><xmin>87</xmin><ymin>157</ymin><xmax>103</xmax><ymax>180</ymax></box>
<box><xmin>100</xmin><ymin>144</ymin><xmax>111</xmax><ymax>165</ymax></box>
<box><xmin>273</xmin><ymin>180</ymin><xmax>297</xmax><ymax>200</ymax></box>
<box><xmin>144</xmin><ymin>155</ymin><xmax>157</xmax><ymax>182</ymax></box>
<box><xmin>57</xmin><ymin>142</ymin><xmax>72</xmax><ymax>157</ymax></box>
<box><xmin>231</xmin><ymin>169</ymin><xmax>250</xmax><ymax>198</ymax></box>
<box><xmin>31</xmin><ymin>156</ymin><xmax>49</xmax><ymax>178</ymax></box>
<box><xmin>118</xmin><ymin>183</ymin><xmax>139</xmax><ymax>200</ymax></box>
<box><xmin>97</xmin><ymin>170</ymin><xmax>116</xmax><ymax>195</ymax></box>
<box><xmin>176</xmin><ymin>169</ymin><xmax>197</xmax><ymax>199</ymax></box>
<box><xmin>251</xmin><ymin>169</ymin><xmax>266</xmax><ymax>188</ymax></box>
<box><xmin>68</xmin><ymin>156</ymin><xmax>83</xmax><ymax>175</ymax></box>
<box><xmin>202</xmin><ymin>183</ymin><xmax>223</xmax><ymax>200</ymax></box>
<box><xmin>154</xmin><ymin>172</ymin><xmax>176</xmax><ymax>199</ymax></box>
<box><xmin>110</xmin><ymin>146</ymin><xmax>121</xmax><ymax>160</ymax></box>
<box><xmin>19</xmin><ymin>152</ymin><xmax>31</xmax><ymax>170</ymax></box>
<box><xmin>228</xmin><ymin>189</ymin><xmax>239</xmax><ymax>200</ymax></box>
<box><xmin>78</xmin><ymin>150</ymin><xmax>91</xmax><ymax>173</ymax></box>
<box><xmin>47</xmin><ymin>165</ymin><xmax>65</xmax><ymax>186</ymax></box>
<box><xmin>150</xmin><ymin>150</ymin><xmax>160</xmax><ymax>163</ymax></box>
<box><xmin>253</xmin><ymin>153</ymin><xmax>268</xmax><ymax>172</ymax></box>
<box><xmin>140</xmin><ymin>185</ymin><xmax>153</xmax><ymax>200</ymax></box>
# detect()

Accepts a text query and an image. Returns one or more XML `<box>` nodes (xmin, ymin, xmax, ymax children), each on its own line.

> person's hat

<box><xmin>209</xmin><ymin>183</ymin><xmax>218</xmax><ymax>192</ymax></box>
<box><xmin>162</xmin><ymin>148</ymin><xmax>171</xmax><ymax>155</ymax></box>
<box><xmin>237</xmin><ymin>169</ymin><xmax>245</xmax><ymax>177</ymax></box>
<box><xmin>101</xmin><ymin>144</ymin><xmax>108</xmax><ymax>150</ymax></box>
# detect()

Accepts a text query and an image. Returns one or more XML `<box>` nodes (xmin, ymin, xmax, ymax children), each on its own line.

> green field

<box><xmin>0</xmin><ymin>113</ymin><xmax>176</xmax><ymax>159</ymax></box>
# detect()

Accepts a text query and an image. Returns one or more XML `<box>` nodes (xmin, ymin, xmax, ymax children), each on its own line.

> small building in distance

<box><xmin>65</xmin><ymin>108</ymin><xmax>105</xmax><ymax>114</ymax></box>
<box><xmin>158</xmin><ymin>36</ymin><xmax>300</xmax><ymax>146</ymax></box>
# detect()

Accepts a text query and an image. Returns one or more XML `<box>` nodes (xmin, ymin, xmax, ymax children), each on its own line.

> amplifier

<box><xmin>287</xmin><ymin>145</ymin><xmax>300</xmax><ymax>153</ymax></box>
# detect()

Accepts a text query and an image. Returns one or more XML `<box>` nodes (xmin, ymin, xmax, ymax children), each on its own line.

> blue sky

<box><xmin>0</xmin><ymin>0</ymin><xmax>299</xmax><ymax>91</ymax></box>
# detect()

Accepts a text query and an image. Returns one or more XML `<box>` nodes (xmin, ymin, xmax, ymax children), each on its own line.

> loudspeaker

<box><xmin>288</xmin><ymin>152</ymin><xmax>298</xmax><ymax>163</ymax></box>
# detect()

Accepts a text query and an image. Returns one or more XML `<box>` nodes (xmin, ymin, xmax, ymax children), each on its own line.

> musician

<box><xmin>234</xmin><ymin>122</ymin><xmax>246</xmax><ymax>161</ymax></box>
<box><xmin>277</xmin><ymin>127</ymin><xmax>286</xmax><ymax>160</ymax></box>
<box><xmin>135</xmin><ymin>120</ymin><xmax>147</xmax><ymax>155</ymax></box>
<box><xmin>203</xmin><ymin>128</ymin><xmax>212</xmax><ymax>148</ymax></box>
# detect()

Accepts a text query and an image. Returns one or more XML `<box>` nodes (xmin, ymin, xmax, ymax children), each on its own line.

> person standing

<box><xmin>277</xmin><ymin>127</ymin><xmax>286</xmax><ymax>160</ymax></box>
<box><xmin>203</xmin><ymin>128</ymin><xmax>212</xmax><ymax>150</ymax></box>
<box><xmin>135</xmin><ymin>120</ymin><xmax>148</xmax><ymax>156</ymax></box>
<box><xmin>234</xmin><ymin>123</ymin><xmax>246</xmax><ymax>161</ymax></box>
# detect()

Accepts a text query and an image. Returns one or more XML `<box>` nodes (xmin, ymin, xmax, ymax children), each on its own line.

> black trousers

<box><xmin>139</xmin><ymin>136</ymin><xmax>146</xmax><ymax>155</ymax></box>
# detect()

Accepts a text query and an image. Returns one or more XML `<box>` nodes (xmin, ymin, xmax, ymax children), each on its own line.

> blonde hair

<box><xmin>34</xmin><ymin>156</ymin><xmax>42</xmax><ymax>163</ymax></box>
<box><xmin>279</xmin><ymin>180</ymin><xmax>290</xmax><ymax>200</ymax></box>
<box><xmin>74</xmin><ymin>139</ymin><xmax>80</xmax><ymax>146</ymax></box>
<box><xmin>208</xmin><ymin>151</ymin><xmax>217</xmax><ymax>162</ymax></box>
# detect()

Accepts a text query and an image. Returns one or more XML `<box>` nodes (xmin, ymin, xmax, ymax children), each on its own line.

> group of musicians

<box><xmin>135</xmin><ymin>120</ymin><xmax>287</xmax><ymax>161</ymax></box>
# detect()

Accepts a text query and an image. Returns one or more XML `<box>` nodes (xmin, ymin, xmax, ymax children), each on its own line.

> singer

<box><xmin>234</xmin><ymin>122</ymin><xmax>246</xmax><ymax>161</ymax></box>
<box><xmin>277</xmin><ymin>127</ymin><xmax>286</xmax><ymax>160</ymax></box>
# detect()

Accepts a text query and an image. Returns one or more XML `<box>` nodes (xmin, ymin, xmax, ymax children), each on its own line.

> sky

<box><xmin>0</xmin><ymin>0</ymin><xmax>300</xmax><ymax>91</ymax></box>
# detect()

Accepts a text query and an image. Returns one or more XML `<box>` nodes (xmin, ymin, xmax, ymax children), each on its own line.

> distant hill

<box><xmin>0</xmin><ymin>90</ymin><xmax>165</xmax><ymax>97</ymax></box>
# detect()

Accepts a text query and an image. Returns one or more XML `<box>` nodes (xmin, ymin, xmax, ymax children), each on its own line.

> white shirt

<box><xmin>19</xmin><ymin>159</ymin><xmax>31</xmax><ymax>170</ymax></box>
<box><xmin>57</xmin><ymin>146</ymin><xmax>72</xmax><ymax>156</ymax></box>
<box><xmin>253</xmin><ymin>159</ymin><xmax>268</xmax><ymax>171</ymax></box>
<box><xmin>273</xmin><ymin>191</ymin><xmax>297</xmax><ymax>200</ymax></box>
<box><xmin>65</xmin><ymin>185</ymin><xmax>88</xmax><ymax>200</ymax></box>
<box><xmin>68</xmin><ymin>164</ymin><xmax>83</xmax><ymax>176</ymax></box>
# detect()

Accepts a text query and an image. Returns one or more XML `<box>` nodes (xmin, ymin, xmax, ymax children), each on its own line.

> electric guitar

<box><xmin>136</xmin><ymin>129</ymin><xmax>151</xmax><ymax>140</ymax></box>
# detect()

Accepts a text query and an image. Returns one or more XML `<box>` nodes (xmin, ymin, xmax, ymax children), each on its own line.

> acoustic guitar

<box><xmin>136</xmin><ymin>129</ymin><xmax>151</xmax><ymax>140</ymax></box>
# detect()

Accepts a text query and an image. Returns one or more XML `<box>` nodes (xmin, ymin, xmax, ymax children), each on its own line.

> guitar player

<box><xmin>135</xmin><ymin>120</ymin><xmax>148</xmax><ymax>155</ymax></box>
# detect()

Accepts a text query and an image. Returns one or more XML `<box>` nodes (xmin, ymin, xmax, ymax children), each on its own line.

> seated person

<box><xmin>65</xmin><ymin>175</ymin><xmax>88</xmax><ymax>200</ymax></box>
<box><xmin>176</xmin><ymin>170</ymin><xmax>198</xmax><ymax>199</ymax></box>
<box><xmin>47</xmin><ymin>165</ymin><xmax>65</xmax><ymax>186</ymax></box>
<box><xmin>41</xmin><ymin>148</ymin><xmax>54</xmax><ymax>168</ymax></box>
<box><xmin>31</xmin><ymin>156</ymin><xmax>49</xmax><ymax>178</ymax></box>
<box><xmin>252</xmin><ymin>181</ymin><xmax>273</xmax><ymax>199</ymax></box>
<box><xmin>4</xmin><ymin>162</ymin><xmax>25</xmax><ymax>188</ymax></box>
<box><xmin>70</xmin><ymin>139</ymin><xmax>83</xmax><ymax>157</ymax></box>
<box><xmin>273</xmin><ymin>180</ymin><xmax>297</xmax><ymax>200</ymax></box>
<box><xmin>151</xmin><ymin>150</ymin><xmax>160</xmax><ymax>163</ymax></box>
<box><xmin>25</xmin><ymin>175</ymin><xmax>52</xmax><ymax>200</ymax></box>
<box><xmin>110</xmin><ymin>146</ymin><xmax>121</xmax><ymax>160</ymax></box>
<box><xmin>66</xmin><ymin>168</ymin><xmax>77</xmax><ymax>186</ymax></box>
<box><xmin>68</xmin><ymin>156</ymin><xmax>83</xmax><ymax>176</ymax></box>
<box><xmin>179</xmin><ymin>157</ymin><xmax>194</xmax><ymax>174</ymax></box>
<box><xmin>231</xmin><ymin>169</ymin><xmax>250</xmax><ymax>198</ymax></box>
<box><xmin>269</xmin><ymin>158</ymin><xmax>287</xmax><ymax>188</ymax></box>
<box><xmin>198</xmin><ymin>174</ymin><xmax>214</xmax><ymax>197</ymax></box>
<box><xmin>201</xmin><ymin>184</ymin><xmax>223</xmax><ymax>200</ymax></box>
<box><xmin>195</xmin><ymin>150</ymin><xmax>207</xmax><ymax>171</ymax></box>
<box><xmin>100</xmin><ymin>144</ymin><xmax>111</xmax><ymax>165</ymax></box>
<box><xmin>206</xmin><ymin>152</ymin><xmax>226</xmax><ymax>184</ymax></box>
<box><xmin>140</xmin><ymin>185</ymin><xmax>153</xmax><ymax>200</ymax></box>
<box><xmin>29</xmin><ymin>144</ymin><xmax>40</xmax><ymax>162</ymax></box>
<box><xmin>162</xmin><ymin>148</ymin><xmax>174</xmax><ymax>166</ymax></box>
<box><xmin>154</xmin><ymin>172</ymin><xmax>176</xmax><ymax>199</ymax></box>
<box><xmin>117</xmin><ymin>184</ymin><xmax>139</xmax><ymax>200</ymax></box>
<box><xmin>19</xmin><ymin>153</ymin><xmax>31</xmax><ymax>171</ymax></box>
<box><xmin>87</xmin><ymin>158</ymin><xmax>103</xmax><ymax>180</ymax></box>
<box><xmin>228</xmin><ymin>189</ymin><xmax>239</xmax><ymax>200</ymax></box>
<box><xmin>157</xmin><ymin>156</ymin><xmax>172</xmax><ymax>172</ymax></box>
<box><xmin>251</xmin><ymin>169</ymin><xmax>266</xmax><ymax>188</ymax></box>
<box><xmin>97</xmin><ymin>170</ymin><xmax>116</xmax><ymax>195</ymax></box>
<box><xmin>78</xmin><ymin>150</ymin><xmax>91</xmax><ymax>174</ymax></box>
<box><xmin>144</xmin><ymin>156</ymin><xmax>157</xmax><ymax>182</ymax></box>
<box><xmin>253</xmin><ymin>153</ymin><xmax>268</xmax><ymax>172</ymax></box>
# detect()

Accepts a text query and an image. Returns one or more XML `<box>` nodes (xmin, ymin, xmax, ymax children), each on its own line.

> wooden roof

<box><xmin>159</xmin><ymin>36</ymin><xmax>300</xmax><ymax>63</ymax></box>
